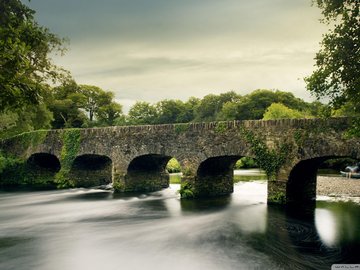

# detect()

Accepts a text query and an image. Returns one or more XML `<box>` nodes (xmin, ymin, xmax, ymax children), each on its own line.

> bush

<box><xmin>234</xmin><ymin>157</ymin><xmax>258</xmax><ymax>169</ymax></box>
<box><xmin>166</xmin><ymin>158</ymin><xmax>181</xmax><ymax>173</ymax></box>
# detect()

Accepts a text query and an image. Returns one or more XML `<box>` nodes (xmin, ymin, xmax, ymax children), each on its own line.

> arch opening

<box><xmin>166</xmin><ymin>158</ymin><xmax>182</xmax><ymax>184</ymax></box>
<box><xmin>70</xmin><ymin>154</ymin><xmax>112</xmax><ymax>187</ymax></box>
<box><xmin>27</xmin><ymin>153</ymin><xmax>61</xmax><ymax>172</ymax></box>
<box><xmin>287</xmin><ymin>156</ymin><xmax>360</xmax><ymax>204</ymax></box>
<box><xmin>125</xmin><ymin>154</ymin><xmax>172</xmax><ymax>192</ymax></box>
<box><xmin>25</xmin><ymin>153</ymin><xmax>61</xmax><ymax>188</ymax></box>
<box><xmin>195</xmin><ymin>155</ymin><xmax>241</xmax><ymax>197</ymax></box>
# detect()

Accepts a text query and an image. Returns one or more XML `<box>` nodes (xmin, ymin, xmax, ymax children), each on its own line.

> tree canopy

<box><xmin>0</xmin><ymin>0</ymin><xmax>67</xmax><ymax>112</ymax></box>
<box><xmin>262</xmin><ymin>103</ymin><xmax>307</xmax><ymax>120</ymax></box>
<box><xmin>305</xmin><ymin>0</ymin><xmax>360</xmax><ymax>110</ymax></box>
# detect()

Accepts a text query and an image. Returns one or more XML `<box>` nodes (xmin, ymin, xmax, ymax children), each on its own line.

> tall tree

<box><xmin>96</xmin><ymin>102</ymin><xmax>123</xmax><ymax>126</ymax></box>
<box><xmin>305</xmin><ymin>0</ymin><xmax>360</xmax><ymax>110</ymax></box>
<box><xmin>78</xmin><ymin>85</ymin><xmax>113</xmax><ymax>122</ymax></box>
<box><xmin>0</xmin><ymin>0</ymin><xmax>67</xmax><ymax>112</ymax></box>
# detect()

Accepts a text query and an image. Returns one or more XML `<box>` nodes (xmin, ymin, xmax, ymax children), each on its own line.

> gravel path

<box><xmin>317</xmin><ymin>176</ymin><xmax>360</xmax><ymax>197</ymax></box>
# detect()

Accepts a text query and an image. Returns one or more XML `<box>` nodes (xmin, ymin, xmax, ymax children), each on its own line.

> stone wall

<box><xmin>1</xmin><ymin>117</ymin><xmax>359</xmax><ymax>203</ymax></box>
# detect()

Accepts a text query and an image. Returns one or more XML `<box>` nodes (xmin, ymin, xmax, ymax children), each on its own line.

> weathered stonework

<box><xmin>0</xmin><ymin>118</ymin><xmax>359</xmax><ymax>204</ymax></box>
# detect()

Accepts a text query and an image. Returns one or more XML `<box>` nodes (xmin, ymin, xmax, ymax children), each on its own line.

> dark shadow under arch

<box><xmin>70</xmin><ymin>154</ymin><xmax>112</xmax><ymax>187</ymax></box>
<box><xmin>27</xmin><ymin>153</ymin><xmax>61</xmax><ymax>172</ymax></box>
<box><xmin>195</xmin><ymin>155</ymin><xmax>242</xmax><ymax>197</ymax></box>
<box><xmin>125</xmin><ymin>154</ymin><xmax>172</xmax><ymax>192</ymax></box>
<box><xmin>287</xmin><ymin>156</ymin><xmax>359</xmax><ymax>204</ymax></box>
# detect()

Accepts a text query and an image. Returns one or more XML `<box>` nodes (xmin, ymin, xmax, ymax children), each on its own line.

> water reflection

<box><xmin>0</xmin><ymin>180</ymin><xmax>360</xmax><ymax>270</ymax></box>
<box><xmin>315</xmin><ymin>201</ymin><xmax>360</xmax><ymax>248</ymax></box>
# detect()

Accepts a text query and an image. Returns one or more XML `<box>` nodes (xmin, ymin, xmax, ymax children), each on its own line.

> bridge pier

<box><xmin>113</xmin><ymin>154</ymin><xmax>171</xmax><ymax>192</ymax></box>
<box><xmin>180</xmin><ymin>156</ymin><xmax>239</xmax><ymax>198</ymax></box>
<box><xmin>69</xmin><ymin>154</ymin><xmax>112</xmax><ymax>188</ymax></box>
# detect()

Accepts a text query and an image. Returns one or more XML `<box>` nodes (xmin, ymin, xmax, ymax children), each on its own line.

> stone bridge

<box><xmin>0</xmin><ymin>117</ymin><xmax>359</xmax><ymax>204</ymax></box>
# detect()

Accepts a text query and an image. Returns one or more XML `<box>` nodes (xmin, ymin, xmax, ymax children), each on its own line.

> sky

<box><xmin>27</xmin><ymin>0</ymin><xmax>328</xmax><ymax>112</ymax></box>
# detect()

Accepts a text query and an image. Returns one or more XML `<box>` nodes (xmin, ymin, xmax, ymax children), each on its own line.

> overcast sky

<box><xmin>27</xmin><ymin>0</ymin><xmax>327</xmax><ymax>111</ymax></box>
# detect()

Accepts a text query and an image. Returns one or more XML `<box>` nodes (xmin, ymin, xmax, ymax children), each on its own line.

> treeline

<box><xmin>3</xmin><ymin>77</ymin><xmax>358</xmax><ymax>140</ymax></box>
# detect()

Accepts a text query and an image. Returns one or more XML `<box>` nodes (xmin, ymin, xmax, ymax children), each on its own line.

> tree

<box><xmin>48</xmin><ymin>81</ymin><xmax>86</xmax><ymax>128</ymax></box>
<box><xmin>0</xmin><ymin>0</ymin><xmax>67</xmax><ymax>112</ymax></box>
<box><xmin>262</xmin><ymin>103</ymin><xmax>307</xmax><ymax>120</ymax></box>
<box><xmin>0</xmin><ymin>103</ymin><xmax>53</xmax><ymax>139</ymax></box>
<box><xmin>194</xmin><ymin>91</ymin><xmax>241</xmax><ymax>122</ymax></box>
<box><xmin>305</xmin><ymin>0</ymin><xmax>360</xmax><ymax>110</ymax></box>
<box><xmin>127</xmin><ymin>101</ymin><xmax>158</xmax><ymax>125</ymax></box>
<box><xmin>156</xmin><ymin>99</ymin><xmax>186</xmax><ymax>124</ymax></box>
<box><xmin>78</xmin><ymin>85</ymin><xmax>113</xmax><ymax>122</ymax></box>
<box><xmin>96</xmin><ymin>102</ymin><xmax>123</xmax><ymax>126</ymax></box>
<box><xmin>218</xmin><ymin>89</ymin><xmax>309</xmax><ymax>120</ymax></box>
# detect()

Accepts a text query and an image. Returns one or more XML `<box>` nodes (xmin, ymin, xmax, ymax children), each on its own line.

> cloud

<box><xmin>30</xmin><ymin>0</ymin><xmax>327</xmax><ymax>106</ymax></box>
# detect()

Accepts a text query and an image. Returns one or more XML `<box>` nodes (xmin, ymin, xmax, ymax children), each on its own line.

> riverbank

<box><xmin>317</xmin><ymin>176</ymin><xmax>360</xmax><ymax>197</ymax></box>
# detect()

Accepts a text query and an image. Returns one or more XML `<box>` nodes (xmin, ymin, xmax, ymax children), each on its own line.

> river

<box><xmin>0</xmin><ymin>172</ymin><xmax>359</xmax><ymax>270</ymax></box>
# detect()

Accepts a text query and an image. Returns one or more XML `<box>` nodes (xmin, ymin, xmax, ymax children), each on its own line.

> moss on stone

<box><xmin>240</xmin><ymin>127</ymin><xmax>293</xmax><ymax>181</ymax></box>
<box><xmin>174</xmin><ymin>123</ymin><xmax>190</xmax><ymax>134</ymax></box>
<box><xmin>55</xmin><ymin>129</ymin><xmax>81</xmax><ymax>188</ymax></box>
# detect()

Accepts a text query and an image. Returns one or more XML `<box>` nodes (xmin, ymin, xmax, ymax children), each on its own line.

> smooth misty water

<box><xmin>0</xmin><ymin>176</ymin><xmax>360</xmax><ymax>270</ymax></box>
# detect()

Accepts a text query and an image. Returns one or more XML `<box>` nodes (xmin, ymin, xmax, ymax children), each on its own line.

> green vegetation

<box><xmin>0</xmin><ymin>0</ymin><xmax>67</xmax><ymax>113</ymax></box>
<box><xmin>306</xmin><ymin>0</ymin><xmax>359</xmax><ymax>109</ymax></box>
<box><xmin>268</xmin><ymin>191</ymin><xmax>286</xmax><ymax>204</ymax></box>
<box><xmin>166</xmin><ymin>158</ymin><xmax>181</xmax><ymax>173</ymax></box>
<box><xmin>240</xmin><ymin>128</ymin><xmax>293</xmax><ymax>180</ymax></box>
<box><xmin>234</xmin><ymin>157</ymin><xmax>258</xmax><ymax>169</ymax></box>
<box><xmin>174</xmin><ymin>123</ymin><xmax>190</xmax><ymax>134</ymax></box>
<box><xmin>306</xmin><ymin>0</ymin><xmax>360</xmax><ymax>135</ymax></box>
<box><xmin>262</xmin><ymin>103</ymin><xmax>309</xmax><ymax>120</ymax></box>
<box><xmin>54</xmin><ymin>129</ymin><xmax>81</xmax><ymax>188</ymax></box>
<box><xmin>178</xmin><ymin>181</ymin><xmax>195</xmax><ymax>199</ymax></box>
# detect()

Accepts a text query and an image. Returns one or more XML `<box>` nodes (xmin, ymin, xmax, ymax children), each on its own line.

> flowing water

<box><xmin>0</xmin><ymin>172</ymin><xmax>359</xmax><ymax>270</ymax></box>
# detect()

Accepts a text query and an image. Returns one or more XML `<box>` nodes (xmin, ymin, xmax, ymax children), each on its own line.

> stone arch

<box><xmin>286</xmin><ymin>155</ymin><xmax>359</xmax><ymax>204</ymax></box>
<box><xmin>26</xmin><ymin>153</ymin><xmax>61</xmax><ymax>187</ymax></box>
<box><xmin>125</xmin><ymin>154</ymin><xmax>172</xmax><ymax>192</ymax></box>
<box><xmin>69</xmin><ymin>154</ymin><xmax>112</xmax><ymax>187</ymax></box>
<box><xmin>194</xmin><ymin>155</ymin><xmax>242</xmax><ymax>197</ymax></box>
<box><xmin>27</xmin><ymin>153</ymin><xmax>61</xmax><ymax>172</ymax></box>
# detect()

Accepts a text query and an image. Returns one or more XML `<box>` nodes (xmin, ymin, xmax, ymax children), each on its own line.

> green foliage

<box><xmin>194</xmin><ymin>92</ymin><xmax>241</xmax><ymax>122</ymax></box>
<box><xmin>0</xmin><ymin>0</ymin><xmax>68</xmax><ymax>112</ymax></box>
<box><xmin>0</xmin><ymin>152</ymin><xmax>21</xmax><ymax>175</ymax></box>
<box><xmin>0</xmin><ymin>151</ymin><xmax>56</xmax><ymax>189</ymax></box>
<box><xmin>47</xmin><ymin>81</ymin><xmax>123</xmax><ymax>128</ymax></box>
<box><xmin>305</xmin><ymin>0</ymin><xmax>360</xmax><ymax>111</ymax></box>
<box><xmin>166</xmin><ymin>158</ymin><xmax>181</xmax><ymax>173</ymax></box>
<box><xmin>156</xmin><ymin>99</ymin><xmax>187</xmax><ymax>124</ymax></box>
<box><xmin>268</xmin><ymin>192</ymin><xmax>286</xmax><ymax>204</ymax></box>
<box><xmin>0</xmin><ymin>103</ymin><xmax>53</xmax><ymax>139</ymax></box>
<box><xmin>263</xmin><ymin>103</ymin><xmax>308</xmax><ymax>120</ymax></box>
<box><xmin>178</xmin><ymin>181</ymin><xmax>195</xmax><ymax>199</ymax></box>
<box><xmin>234</xmin><ymin>157</ymin><xmax>258</xmax><ymax>169</ymax></box>
<box><xmin>112</xmin><ymin>179</ymin><xmax>125</xmax><ymax>192</ymax></box>
<box><xmin>127</xmin><ymin>101</ymin><xmax>158</xmax><ymax>125</ymax></box>
<box><xmin>218</xmin><ymin>90</ymin><xmax>314</xmax><ymax>121</ymax></box>
<box><xmin>174</xmin><ymin>123</ymin><xmax>190</xmax><ymax>134</ymax></box>
<box><xmin>78</xmin><ymin>84</ymin><xmax>114</xmax><ymax>122</ymax></box>
<box><xmin>214</xmin><ymin>122</ymin><xmax>228</xmax><ymax>133</ymax></box>
<box><xmin>17</xmin><ymin>130</ymin><xmax>49</xmax><ymax>149</ymax></box>
<box><xmin>344</xmin><ymin>118</ymin><xmax>360</xmax><ymax>138</ymax></box>
<box><xmin>55</xmin><ymin>129</ymin><xmax>81</xmax><ymax>188</ymax></box>
<box><xmin>96</xmin><ymin>102</ymin><xmax>123</xmax><ymax>126</ymax></box>
<box><xmin>240</xmin><ymin>128</ymin><xmax>292</xmax><ymax>180</ymax></box>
